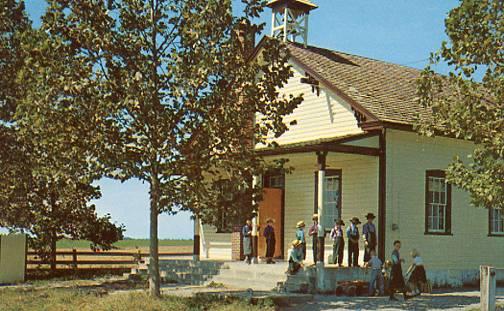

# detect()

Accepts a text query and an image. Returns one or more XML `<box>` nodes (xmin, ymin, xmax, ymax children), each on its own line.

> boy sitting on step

<box><xmin>286</xmin><ymin>239</ymin><xmax>304</xmax><ymax>275</ymax></box>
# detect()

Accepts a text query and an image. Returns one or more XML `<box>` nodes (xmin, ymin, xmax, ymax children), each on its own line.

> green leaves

<box><xmin>417</xmin><ymin>0</ymin><xmax>503</xmax><ymax>209</ymax></box>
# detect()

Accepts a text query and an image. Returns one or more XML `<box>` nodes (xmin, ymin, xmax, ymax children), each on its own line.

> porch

<box><xmin>256</xmin><ymin>131</ymin><xmax>385</xmax><ymax>266</ymax></box>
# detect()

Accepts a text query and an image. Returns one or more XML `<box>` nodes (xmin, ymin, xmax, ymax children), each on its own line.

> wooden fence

<box><xmin>27</xmin><ymin>249</ymin><xmax>192</xmax><ymax>270</ymax></box>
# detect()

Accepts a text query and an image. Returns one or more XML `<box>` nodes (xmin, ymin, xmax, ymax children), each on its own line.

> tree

<box><xmin>0</xmin><ymin>0</ymin><xmax>123</xmax><ymax>271</ymax></box>
<box><xmin>0</xmin><ymin>0</ymin><xmax>31</xmax><ymax>120</ymax></box>
<box><xmin>22</xmin><ymin>0</ymin><xmax>302</xmax><ymax>296</ymax></box>
<box><xmin>417</xmin><ymin>0</ymin><xmax>503</xmax><ymax>209</ymax></box>
<box><xmin>0</xmin><ymin>126</ymin><xmax>124</xmax><ymax>271</ymax></box>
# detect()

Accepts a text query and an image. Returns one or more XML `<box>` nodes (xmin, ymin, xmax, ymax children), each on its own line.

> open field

<box><xmin>56</xmin><ymin>239</ymin><xmax>193</xmax><ymax>250</ymax></box>
<box><xmin>0</xmin><ymin>287</ymin><xmax>274</xmax><ymax>311</ymax></box>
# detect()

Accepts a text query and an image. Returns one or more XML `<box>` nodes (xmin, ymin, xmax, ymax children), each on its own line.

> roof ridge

<box><xmin>288</xmin><ymin>41</ymin><xmax>424</xmax><ymax>73</ymax></box>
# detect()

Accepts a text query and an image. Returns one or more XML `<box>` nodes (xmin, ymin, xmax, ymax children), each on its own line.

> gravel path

<box><xmin>282</xmin><ymin>289</ymin><xmax>504</xmax><ymax>311</ymax></box>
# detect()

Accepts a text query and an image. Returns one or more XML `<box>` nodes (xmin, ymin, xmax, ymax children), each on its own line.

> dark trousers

<box><xmin>348</xmin><ymin>241</ymin><xmax>359</xmax><ymax>267</ymax></box>
<box><xmin>265</xmin><ymin>238</ymin><xmax>275</xmax><ymax>260</ymax></box>
<box><xmin>288</xmin><ymin>259</ymin><xmax>301</xmax><ymax>275</ymax></box>
<box><xmin>332</xmin><ymin>237</ymin><xmax>344</xmax><ymax>265</ymax></box>
<box><xmin>312</xmin><ymin>237</ymin><xmax>318</xmax><ymax>262</ymax></box>
<box><xmin>301</xmin><ymin>243</ymin><xmax>306</xmax><ymax>260</ymax></box>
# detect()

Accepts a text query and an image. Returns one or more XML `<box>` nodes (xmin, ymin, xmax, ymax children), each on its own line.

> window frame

<box><xmin>314</xmin><ymin>169</ymin><xmax>342</xmax><ymax>231</ymax></box>
<box><xmin>489</xmin><ymin>207</ymin><xmax>504</xmax><ymax>237</ymax></box>
<box><xmin>424</xmin><ymin>170</ymin><xmax>452</xmax><ymax>235</ymax></box>
<box><xmin>263</xmin><ymin>169</ymin><xmax>285</xmax><ymax>189</ymax></box>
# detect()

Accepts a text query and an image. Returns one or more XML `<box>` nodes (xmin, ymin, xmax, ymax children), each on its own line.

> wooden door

<box><xmin>258</xmin><ymin>188</ymin><xmax>283</xmax><ymax>259</ymax></box>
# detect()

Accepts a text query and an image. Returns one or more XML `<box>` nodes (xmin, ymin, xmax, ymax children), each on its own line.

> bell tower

<box><xmin>267</xmin><ymin>0</ymin><xmax>318</xmax><ymax>47</ymax></box>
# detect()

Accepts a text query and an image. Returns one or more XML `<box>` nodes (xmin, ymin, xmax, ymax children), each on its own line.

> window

<box><xmin>425</xmin><ymin>170</ymin><xmax>451</xmax><ymax>234</ymax></box>
<box><xmin>315</xmin><ymin>170</ymin><xmax>342</xmax><ymax>230</ymax></box>
<box><xmin>263</xmin><ymin>170</ymin><xmax>285</xmax><ymax>189</ymax></box>
<box><xmin>215</xmin><ymin>179</ymin><xmax>234</xmax><ymax>233</ymax></box>
<box><xmin>490</xmin><ymin>208</ymin><xmax>504</xmax><ymax>235</ymax></box>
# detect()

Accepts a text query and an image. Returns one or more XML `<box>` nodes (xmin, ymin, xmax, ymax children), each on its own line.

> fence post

<box><xmin>72</xmin><ymin>248</ymin><xmax>78</xmax><ymax>270</ymax></box>
<box><xmin>480</xmin><ymin>265</ymin><xmax>496</xmax><ymax>311</ymax></box>
<box><xmin>137</xmin><ymin>249</ymin><xmax>142</xmax><ymax>263</ymax></box>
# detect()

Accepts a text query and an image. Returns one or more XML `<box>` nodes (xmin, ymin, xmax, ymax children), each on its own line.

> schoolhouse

<box><xmin>196</xmin><ymin>0</ymin><xmax>503</xmax><ymax>287</ymax></box>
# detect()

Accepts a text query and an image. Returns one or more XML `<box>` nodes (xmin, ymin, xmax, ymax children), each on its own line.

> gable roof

<box><xmin>251</xmin><ymin>37</ymin><xmax>433</xmax><ymax>129</ymax></box>
<box><xmin>285</xmin><ymin>42</ymin><xmax>429</xmax><ymax>128</ymax></box>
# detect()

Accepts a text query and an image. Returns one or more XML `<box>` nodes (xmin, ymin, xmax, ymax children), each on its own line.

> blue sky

<box><xmin>19</xmin><ymin>0</ymin><xmax>459</xmax><ymax>239</ymax></box>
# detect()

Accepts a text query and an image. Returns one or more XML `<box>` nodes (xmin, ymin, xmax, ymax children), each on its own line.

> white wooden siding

<box><xmin>256</xmin><ymin>62</ymin><xmax>362</xmax><ymax>148</ymax></box>
<box><xmin>280</xmin><ymin>152</ymin><xmax>378</xmax><ymax>263</ymax></box>
<box><xmin>385</xmin><ymin>129</ymin><xmax>503</xmax><ymax>270</ymax></box>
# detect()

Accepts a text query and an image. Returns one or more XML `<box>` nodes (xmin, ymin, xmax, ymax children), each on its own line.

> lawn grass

<box><xmin>56</xmin><ymin>239</ymin><xmax>193</xmax><ymax>250</ymax></box>
<box><xmin>0</xmin><ymin>287</ymin><xmax>275</xmax><ymax>311</ymax></box>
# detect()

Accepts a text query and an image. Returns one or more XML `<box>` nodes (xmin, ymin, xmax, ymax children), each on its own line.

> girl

<box><xmin>406</xmin><ymin>249</ymin><xmax>427</xmax><ymax>297</ymax></box>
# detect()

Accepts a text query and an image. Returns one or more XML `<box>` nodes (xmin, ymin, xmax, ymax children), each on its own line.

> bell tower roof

<box><xmin>268</xmin><ymin>0</ymin><xmax>317</xmax><ymax>47</ymax></box>
<box><xmin>266</xmin><ymin>0</ymin><xmax>318</xmax><ymax>11</ymax></box>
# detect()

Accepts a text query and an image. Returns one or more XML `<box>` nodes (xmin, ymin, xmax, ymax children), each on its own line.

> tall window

<box><xmin>315</xmin><ymin>170</ymin><xmax>342</xmax><ymax>229</ymax></box>
<box><xmin>490</xmin><ymin>208</ymin><xmax>504</xmax><ymax>235</ymax></box>
<box><xmin>425</xmin><ymin>170</ymin><xmax>451</xmax><ymax>234</ymax></box>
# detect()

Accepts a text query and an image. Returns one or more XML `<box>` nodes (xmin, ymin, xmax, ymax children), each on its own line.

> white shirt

<box><xmin>414</xmin><ymin>256</ymin><xmax>423</xmax><ymax>266</ymax></box>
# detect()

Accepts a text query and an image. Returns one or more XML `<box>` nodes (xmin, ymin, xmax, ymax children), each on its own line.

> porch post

<box><xmin>193</xmin><ymin>215</ymin><xmax>200</xmax><ymax>261</ymax></box>
<box><xmin>251</xmin><ymin>175</ymin><xmax>259</xmax><ymax>264</ymax></box>
<box><xmin>316</xmin><ymin>151</ymin><xmax>327</xmax><ymax>291</ymax></box>
<box><xmin>378</xmin><ymin>130</ymin><xmax>387</xmax><ymax>261</ymax></box>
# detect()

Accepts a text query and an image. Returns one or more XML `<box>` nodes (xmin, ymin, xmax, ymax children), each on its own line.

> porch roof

<box><xmin>255</xmin><ymin>132</ymin><xmax>380</xmax><ymax>157</ymax></box>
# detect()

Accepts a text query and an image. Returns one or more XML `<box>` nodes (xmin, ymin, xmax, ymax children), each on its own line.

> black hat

<box><xmin>365</xmin><ymin>213</ymin><xmax>376</xmax><ymax>220</ymax></box>
<box><xmin>350</xmin><ymin>217</ymin><xmax>361</xmax><ymax>224</ymax></box>
<box><xmin>335</xmin><ymin>219</ymin><xmax>345</xmax><ymax>226</ymax></box>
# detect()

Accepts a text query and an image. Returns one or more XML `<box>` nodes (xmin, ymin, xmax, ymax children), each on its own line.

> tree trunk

<box><xmin>50</xmin><ymin>230</ymin><xmax>57</xmax><ymax>272</ymax></box>
<box><xmin>148</xmin><ymin>175</ymin><xmax>161</xmax><ymax>297</ymax></box>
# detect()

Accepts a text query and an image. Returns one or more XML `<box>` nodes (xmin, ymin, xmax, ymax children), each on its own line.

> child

<box><xmin>263</xmin><ymin>218</ymin><xmax>276</xmax><ymax>264</ymax></box>
<box><xmin>389</xmin><ymin>240</ymin><xmax>409</xmax><ymax>301</ymax></box>
<box><xmin>295</xmin><ymin>221</ymin><xmax>306</xmax><ymax>260</ymax></box>
<box><xmin>366</xmin><ymin>249</ymin><xmax>384</xmax><ymax>296</ymax></box>
<box><xmin>346</xmin><ymin>217</ymin><xmax>361</xmax><ymax>267</ymax></box>
<box><xmin>308</xmin><ymin>214</ymin><xmax>319</xmax><ymax>263</ymax></box>
<box><xmin>242</xmin><ymin>220</ymin><xmax>252</xmax><ymax>264</ymax></box>
<box><xmin>362</xmin><ymin>213</ymin><xmax>377</xmax><ymax>264</ymax></box>
<box><xmin>287</xmin><ymin>239</ymin><xmax>304</xmax><ymax>275</ymax></box>
<box><xmin>330</xmin><ymin>219</ymin><xmax>345</xmax><ymax>267</ymax></box>
<box><xmin>406</xmin><ymin>249</ymin><xmax>427</xmax><ymax>297</ymax></box>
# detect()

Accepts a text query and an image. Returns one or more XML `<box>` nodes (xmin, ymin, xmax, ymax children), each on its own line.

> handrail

<box><xmin>199</xmin><ymin>219</ymin><xmax>209</xmax><ymax>258</ymax></box>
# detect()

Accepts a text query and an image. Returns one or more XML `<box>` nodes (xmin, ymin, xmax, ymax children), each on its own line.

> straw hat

<box><xmin>296</xmin><ymin>221</ymin><xmax>305</xmax><ymax>228</ymax></box>
<box><xmin>411</xmin><ymin>249</ymin><xmax>419</xmax><ymax>257</ymax></box>
<box><xmin>350</xmin><ymin>217</ymin><xmax>361</xmax><ymax>224</ymax></box>
<box><xmin>365</xmin><ymin>213</ymin><xmax>376</xmax><ymax>220</ymax></box>
<box><xmin>312</xmin><ymin>213</ymin><xmax>319</xmax><ymax>221</ymax></box>
<box><xmin>266</xmin><ymin>218</ymin><xmax>275</xmax><ymax>223</ymax></box>
<box><xmin>291</xmin><ymin>239</ymin><xmax>302</xmax><ymax>248</ymax></box>
<box><xmin>335</xmin><ymin>219</ymin><xmax>345</xmax><ymax>226</ymax></box>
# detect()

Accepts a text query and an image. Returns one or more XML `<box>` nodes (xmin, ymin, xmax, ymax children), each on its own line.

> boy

<box><xmin>287</xmin><ymin>239</ymin><xmax>304</xmax><ymax>275</ymax></box>
<box><xmin>362</xmin><ymin>213</ymin><xmax>377</xmax><ymax>263</ymax></box>
<box><xmin>295</xmin><ymin>221</ymin><xmax>306</xmax><ymax>260</ymax></box>
<box><xmin>346</xmin><ymin>217</ymin><xmax>361</xmax><ymax>267</ymax></box>
<box><xmin>308</xmin><ymin>214</ymin><xmax>319</xmax><ymax>263</ymax></box>
<box><xmin>330</xmin><ymin>219</ymin><xmax>345</xmax><ymax>267</ymax></box>
<box><xmin>366</xmin><ymin>250</ymin><xmax>384</xmax><ymax>296</ymax></box>
<box><xmin>263</xmin><ymin>218</ymin><xmax>276</xmax><ymax>264</ymax></box>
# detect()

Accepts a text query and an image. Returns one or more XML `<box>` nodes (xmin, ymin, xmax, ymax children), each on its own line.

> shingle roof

<box><xmin>286</xmin><ymin>42</ymin><xmax>429</xmax><ymax>125</ymax></box>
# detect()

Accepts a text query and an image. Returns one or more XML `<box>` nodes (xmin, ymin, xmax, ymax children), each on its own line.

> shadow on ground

<box><xmin>281</xmin><ymin>290</ymin><xmax>504</xmax><ymax>311</ymax></box>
